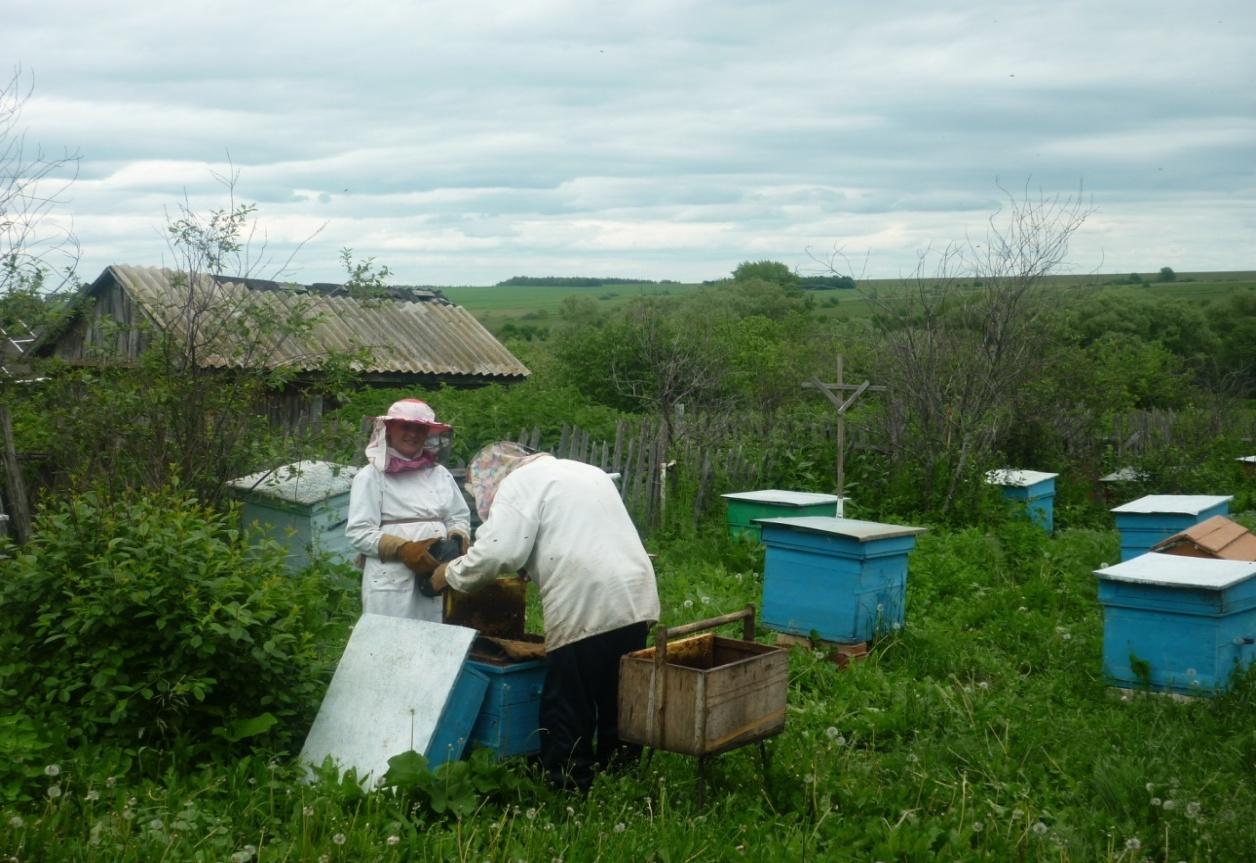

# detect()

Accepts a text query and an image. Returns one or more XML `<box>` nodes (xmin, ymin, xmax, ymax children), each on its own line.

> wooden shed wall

<box><xmin>51</xmin><ymin>282</ymin><xmax>153</xmax><ymax>363</ymax></box>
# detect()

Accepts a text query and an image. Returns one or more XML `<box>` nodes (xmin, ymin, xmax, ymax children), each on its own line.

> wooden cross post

<box><xmin>801</xmin><ymin>355</ymin><xmax>885</xmax><ymax>502</ymax></box>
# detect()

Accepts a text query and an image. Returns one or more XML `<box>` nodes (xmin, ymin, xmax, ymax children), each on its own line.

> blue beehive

<box><xmin>1095</xmin><ymin>553</ymin><xmax>1256</xmax><ymax>695</ymax></box>
<box><xmin>757</xmin><ymin>516</ymin><xmax>926</xmax><ymax>643</ymax></box>
<box><xmin>1111</xmin><ymin>495</ymin><xmax>1232</xmax><ymax>562</ymax></box>
<box><xmin>467</xmin><ymin>658</ymin><xmax>548</xmax><ymax>759</ymax></box>
<box><xmin>227</xmin><ymin>460</ymin><xmax>359</xmax><ymax>570</ymax></box>
<box><xmin>985</xmin><ymin>469</ymin><xmax>1058</xmax><ymax>533</ymax></box>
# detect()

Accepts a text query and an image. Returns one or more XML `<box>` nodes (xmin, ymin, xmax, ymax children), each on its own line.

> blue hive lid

<box><xmin>754</xmin><ymin>516</ymin><xmax>926</xmax><ymax>542</ymax></box>
<box><xmin>227</xmin><ymin>460</ymin><xmax>359</xmax><ymax>505</ymax></box>
<box><xmin>984</xmin><ymin>469</ymin><xmax>1058</xmax><ymax>487</ymax></box>
<box><xmin>1110</xmin><ymin>494</ymin><xmax>1232</xmax><ymax>515</ymax></box>
<box><xmin>722</xmin><ymin>489</ymin><xmax>840</xmax><ymax>506</ymax></box>
<box><xmin>1095</xmin><ymin>552</ymin><xmax>1256</xmax><ymax>590</ymax></box>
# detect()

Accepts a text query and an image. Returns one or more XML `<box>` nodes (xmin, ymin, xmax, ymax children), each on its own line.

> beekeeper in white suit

<box><xmin>345</xmin><ymin>399</ymin><xmax>470</xmax><ymax>621</ymax></box>
<box><xmin>429</xmin><ymin>441</ymin><xmax>660</xmax><ymax>791</ymax></box>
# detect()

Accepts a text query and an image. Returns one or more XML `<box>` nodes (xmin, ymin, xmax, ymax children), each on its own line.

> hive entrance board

<box><xmin>298</xmin><ymin>614</ymin><xmax>486</xmax><ymax>787</ymax></box>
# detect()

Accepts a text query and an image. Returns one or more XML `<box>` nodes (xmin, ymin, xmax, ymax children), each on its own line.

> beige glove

<box><xmin>376</xmin><ymin>534</ymin><xmax>410</xmax><ymax>562</ymax></box>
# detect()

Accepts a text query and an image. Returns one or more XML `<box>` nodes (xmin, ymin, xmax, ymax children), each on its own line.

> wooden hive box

<box><xmin>985</xmin><ymin>469</ymin><xmax>1059</xmax><ymax>533</ymax></box>
<box><xmin>226</xmin><ymin>460</ymin><xmax>359</xmax><ymax>570</ymax></box>
<box><xmin>757</xmin><ymin>516</ymin><xmax>926</xmax><ymax>643</ymax></box>
<box><xmin>1111</xmin><ymin>495</ymin><xmax>1232</xmax><ymax>562</ymax></box>
<box><xmin>619</xmin><ymin>634</ymin><xmax>787</xmax><ymax>756</ymax></box>
<box><xmin>1151</xmin><ymin>515</ymin><xmax>1256</xmax><ymax>561</ymax></box>
<box><xmin>619</xmin><ymin>609</ymin><xmax>788</xmax><ymax>757</ymax></box>
<box><xmin>1095</xmin><ymin>553</ymin><xmax>1256</xmax><ymax>695</ymax></box>
<box><xmin>721</xmin><ymin>490</ymin><xmax>841</xmax><ymax>541</ymax></box>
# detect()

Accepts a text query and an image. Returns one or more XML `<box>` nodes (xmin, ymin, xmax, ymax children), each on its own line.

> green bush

<box><xmin>0</xmin><ymin>487</ymin><xmax>355</xmax><ymax>757</ymax></box>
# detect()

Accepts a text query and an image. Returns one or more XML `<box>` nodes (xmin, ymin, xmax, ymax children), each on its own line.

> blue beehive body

<box><xmin>428</xmin><ymin>665</ymin><xmax>491</xmax><ymax>766</ymax></box>
<box><xmin>467</xmin><ymin>658</ymin><xmax>549</xmax><ymax>759</ymax></box>
<box><xmin>1095</xmin><ymin>553</ymin><xmax>1256</xmax><ymax>695</ymax></box>
<box><xmin>1111</xmin><ymin>495</ymin><xmax>1232</xmax><ymax>562</ymax></box>
<box><xmin>985</xmin><ymin>469</ymin><xmax>1058</xmax><ymax>533</ymax></box>
<box><xmin>227</xmin><ymin>460</ymin><xmax>359</xmax><ymax>570</ymax></box>
<box><xmin>757</xmin><ymin>516</ymin><xmax>926</xmax><ymax>643</ymax></box>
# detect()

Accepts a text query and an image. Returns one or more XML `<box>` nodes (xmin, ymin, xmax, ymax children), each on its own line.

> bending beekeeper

<box><xmin>428</xmin><ymin>441</ymin><xmax>660</xmax><ymax>791</ymax></box>
<box><xmin>345</xmin><ymin>399</ymin><xmax>470</xmax><ymax>622</ymax></box>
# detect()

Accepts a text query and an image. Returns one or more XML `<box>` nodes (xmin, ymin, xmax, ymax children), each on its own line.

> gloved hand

<box><xmin>397</xmin><ymin>539</ymin><xmax>440</xmax><ymax>576</ymax></box>
<box><xmin>430</xmin><ymin>562</ymin><xmax>450</xmax><ymax>593</ymax></box>
<box><xmin>416</xmin><ymin>563</ymin><xmax>450</xmax><ymax>598</ymax></box>
<box><xmin>448</xmin><ymin>530</ymin><xmax>470</xmax><ymax>556</ymax></box>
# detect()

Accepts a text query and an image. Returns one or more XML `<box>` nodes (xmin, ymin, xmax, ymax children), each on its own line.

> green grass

<box><xmin>5</xmin><ymin>518</ymin><xmax>1256</xmax><ymax>861</ymax></box>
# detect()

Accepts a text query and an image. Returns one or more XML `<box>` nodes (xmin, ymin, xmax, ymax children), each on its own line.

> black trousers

<box><xmin>539</xmin><ymin>621</ymin><xmax>648</xmax><ymax>790</ymax></box>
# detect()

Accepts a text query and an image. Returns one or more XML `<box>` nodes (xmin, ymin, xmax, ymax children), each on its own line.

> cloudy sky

<box><xmin>4</xmin><ymin>0</ymin><xmax>1253</xmax><ymax>286</ymax></box>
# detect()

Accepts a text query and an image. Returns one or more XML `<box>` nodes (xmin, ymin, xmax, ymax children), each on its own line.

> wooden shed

<box><xmin>29</xmin><ymin>265</ymin><xmax>530</xmax><ymax>427</ymax></box>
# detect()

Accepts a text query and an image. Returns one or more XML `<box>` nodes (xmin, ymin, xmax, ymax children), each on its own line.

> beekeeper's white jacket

<box><xmin>445</xmin><ymin>456</ymin><xmax>660</xmax><ymax>650</ymax></box>
<box><xmin>346</xmin><ymin>464</ymin><xmax>470</xmax><ymax>621</ymax></box>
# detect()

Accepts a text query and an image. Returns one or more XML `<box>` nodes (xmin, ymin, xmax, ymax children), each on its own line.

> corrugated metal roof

<box><xmin>1152</xmin><ymin>515</ymin><xmax>1256</xmax><ymax>562</ymax></box>
<box><xmin>104</xmin><ymin>265</ymin><xmax>529</xmax><ymax>379</ymax></box>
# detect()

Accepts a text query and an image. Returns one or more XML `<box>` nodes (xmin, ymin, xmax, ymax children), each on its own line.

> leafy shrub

<box><xmin>0</xmin><ymin>487</ymin><xmax>355</xmax><ymax>756</ymax></box>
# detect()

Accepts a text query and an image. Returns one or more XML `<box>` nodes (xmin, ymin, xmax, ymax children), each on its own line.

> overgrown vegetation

<box><xmin>3</xmin><ymin>175</ymin><xmax>1256</xmax><ymax>858</ymax></box>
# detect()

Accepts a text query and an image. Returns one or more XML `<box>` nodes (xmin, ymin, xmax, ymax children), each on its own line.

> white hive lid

<box><xmin>1110</xmin><ymin>494</ymin><xmax>1233</xmax><ymax>515</ymax></box>
<box><xmin>722</xmin><ymin>489</ymin><xmax>841</xmax><ymax>506</ymax></box>
<box><xmin>299</xmin><ymin>615</ymin><xmax>478</xmax><ymax>787</ymax></box>
<box><xmin>754</xmin><ymin>515</ymin><xmax>926</xmax><ymax>542</ymax></box>
<box><xmin>1237</xmin><ymin>456</ymin><xmax>1256</xmax><ymax>464</ymax></box>
<box><xmin>1095</xmin><ymin>552</ymin><xmax>1256</xmax><ymax>591</ymax></box>
<box><xmin>985</xmin><ymin>469</ymin><xmax>1058</xmax><ymax>487</ymax></box>
<box><xmin>227</xmin><ymin>460</ymin><xmax>359</xmax><ymax>505</ymax></box>
<box><xmin>1100</xmin><ymin>467</ymin><xmax>1148</xmax><ymax>483</ymax></box>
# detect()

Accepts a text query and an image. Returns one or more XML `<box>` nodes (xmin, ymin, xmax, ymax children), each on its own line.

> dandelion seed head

<box><xmin>1012</xmin><ymin>808</ymin><xmax>1024</xmax><ymax>820</ymax></box>
<box><xmin>8</xmin><ymin>816</ymin><xmax>22</xmax><ymax>828</ymax></box>
<box><xmin>978</xmin><ymin>681</ymin><xmax>989</xmax><ymax>690</ymax></box>
<box><xmin>825</xmin><ymin>726</ymin><xmax>839</xmax><ymax>740</ymax></box>
<box><xmin>148</xmin><ymin>818</ymin><xmax>163</xmax><ymax>831</ymax></box>
<box><xmin>387</xmin><ymin>835</ymin><xmax>400</xmax><ymax>846</ymax></box>
<box><xmin>105</xmin><ymin>776</ymin><xmax>116</xmax><ymax>788</ymax></box>
<box><xmin>46</xmin><ymin>785</ymin><xmax>63</xmax><ymax>800</ymax></box>
<box><xmin>683</xmin><ymin>599</ymin><xmax>693</xmax><ymax>609</ymax></box>
<box><xmin>1151</xmin><ymin>797</ymin><xmax>1162</xmax><ymax>807</ymax></box>
<box><xmin>303</xmin><ymin>805</ymin><xmax>314</xmax><ymax>817</ymax></box>
<box><xmin>1186</xmin><ymin>801</ymin><xmax>1201</xmax><ymax>818</ymax></box>
<box><xmin>85</xmin><ymin>789</ymin><xmax>100</xmax><ymax>802</ymax></box>
<box><xmin>1125</xmin><ymin>837</ymin><xmax>1141</xmax><ymax>851</ymax></box>
<box><xmin>44</xmin><ymin>764</ymin><xmax>61</xmax><ymax>777</ymax></box>
<box><xmin>1163</xmin><ymin>799</ymin><xmax>1176</xmax><ymax>811</ymax></box>
<box><xmin>332</xmin><ymin>832</ymin><xmax>346</xmax><ymax>846</ymax></box>
<box><xmin>971</xmin><ymin>821</ymin><xmax>983</xmax><ymax>832</ymax></box>
<box><xmin>1032</xmin><ymin>821</ymin><xmax>1048</xmax><ymax>835</ymax></box>
<box><xmin>614</xmin><ymin>822</ymin><xmax>626</xmax><ymax>833</ymax></box>
<box><xmin>526</xmin><ymin>807</ymin><xmax>537</xmax><ymax>820</ymax></box>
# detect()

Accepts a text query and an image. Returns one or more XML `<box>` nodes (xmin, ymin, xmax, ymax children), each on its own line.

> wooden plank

<box><xmin>0</xmin><ymin>406</ymin><xmax>31</xmax><ymax>545</ymax></box>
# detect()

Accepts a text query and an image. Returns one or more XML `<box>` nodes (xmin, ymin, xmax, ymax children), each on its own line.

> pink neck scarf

<box><xmin>385</xmin><ymin>448</ymin><xmax>437</xmax><ymax>474</ymax></box>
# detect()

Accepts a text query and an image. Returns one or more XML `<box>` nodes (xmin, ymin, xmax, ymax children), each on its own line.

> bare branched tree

<box><xmin>854</xmin><ymin>182</ymin><xmax>1093</xmax><ymax>516</ymax></box>
<box><xmin>0</xmin><ymin>67</ymin><xmax>79</xmax><ymax>299</ymax></box>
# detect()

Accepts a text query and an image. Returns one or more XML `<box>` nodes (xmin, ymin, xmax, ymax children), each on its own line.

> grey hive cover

<box><xmin>299</xmin><ymin>614</ymin><xmax>480</xmax><ymax>786</ymax></box>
